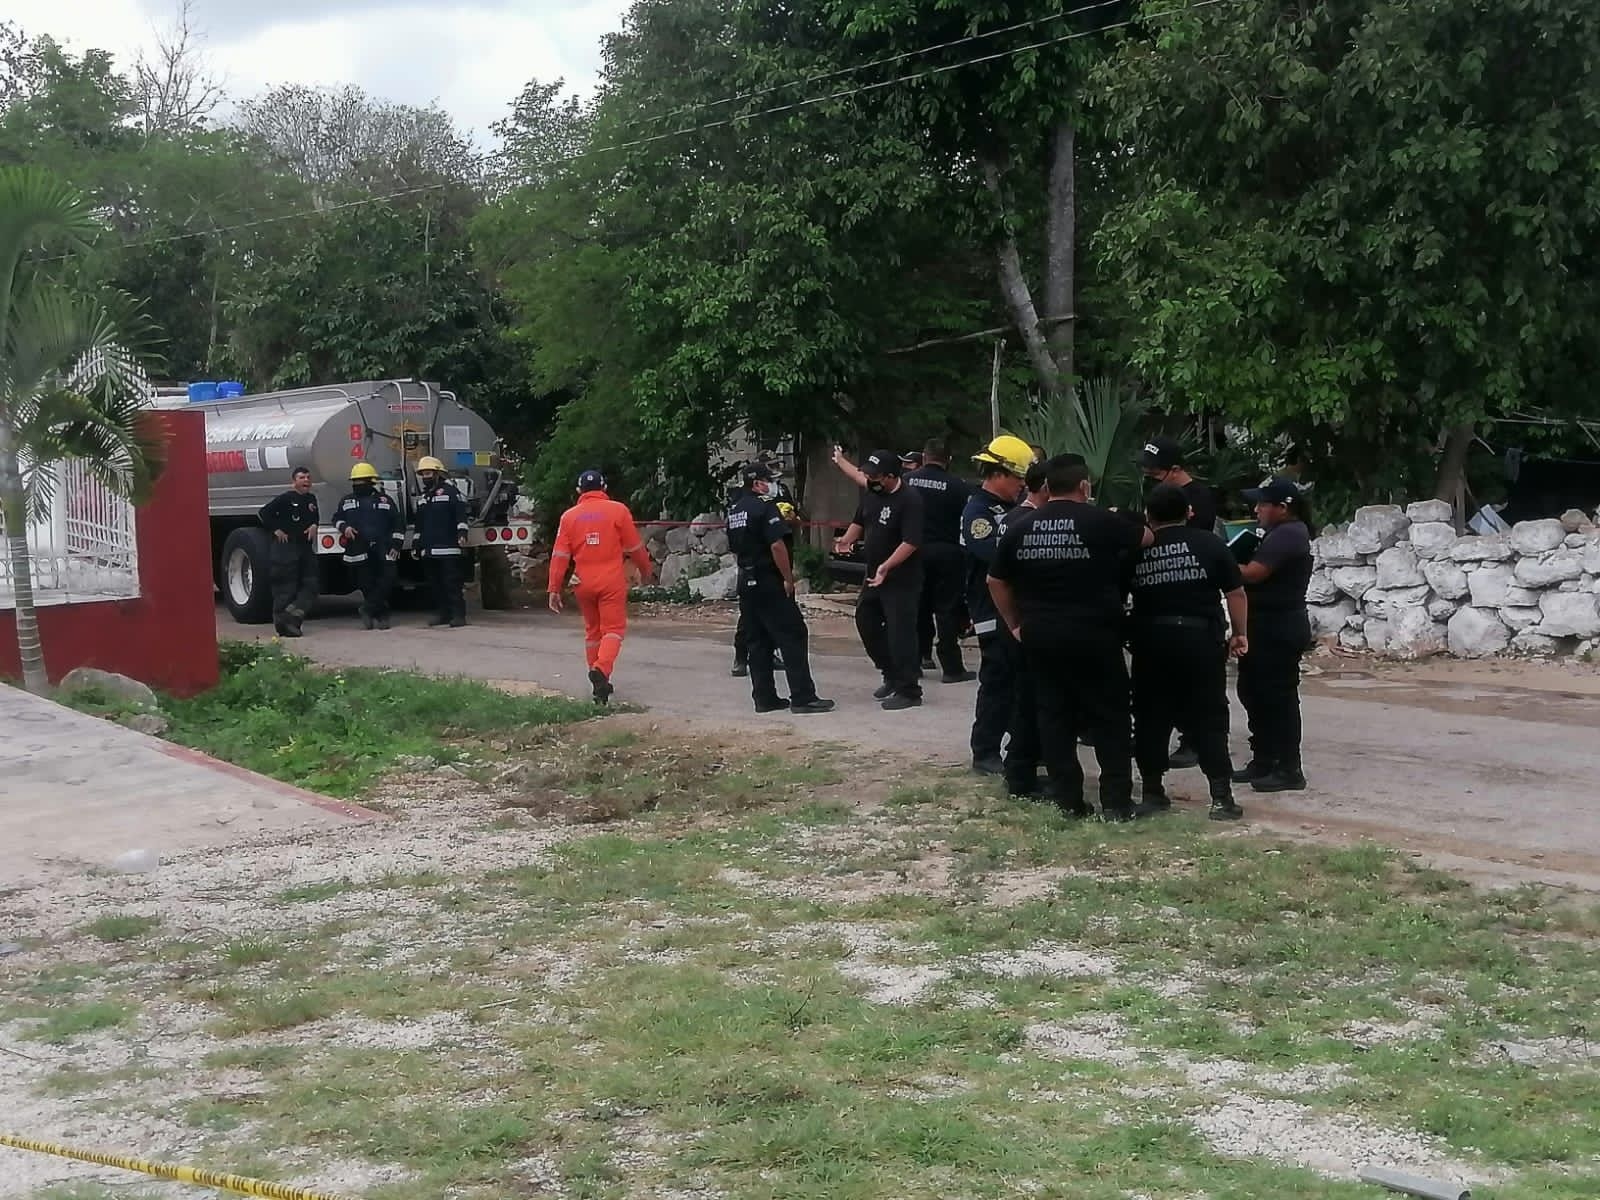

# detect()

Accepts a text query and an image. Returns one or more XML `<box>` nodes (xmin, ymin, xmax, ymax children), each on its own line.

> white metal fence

<box><xmin>0</xmin><ymin>461</ymin><xmax>140</xmax><ymax>608</ymax></box>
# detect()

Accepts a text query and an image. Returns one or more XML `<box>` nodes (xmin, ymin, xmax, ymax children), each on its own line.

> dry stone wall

<box><xmin>1310</xmin><ymin>502</ymin><xmax>1600</xmax><ymax>660</ymax></box>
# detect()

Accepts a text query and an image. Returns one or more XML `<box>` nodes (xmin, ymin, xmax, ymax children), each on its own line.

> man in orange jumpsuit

<box><xmin>548</xmin><ymin>469</ymin><xmax>654</xmax><ymax>704</ymax></box>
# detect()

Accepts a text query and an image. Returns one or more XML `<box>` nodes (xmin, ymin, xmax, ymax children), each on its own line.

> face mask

<box><xmin>867</xmin><ymin>480</ymin><xmax>885</xmax><ymax>494</ymax></box>
<box><xmin>354</xmin><ymin>480</ymin><xmax>374</xmax><ymax>493</ymax></box>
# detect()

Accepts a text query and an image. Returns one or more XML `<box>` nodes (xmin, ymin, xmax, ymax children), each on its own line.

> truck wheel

<box><xmin>478</xmin><ymin>546</ymin><xmax>514</xmax><ymax>610</ymax></box>
<box><xmin>221</xmin><ymin>527</ymin><xmax>275</xmax><ymax>624</ymax></box>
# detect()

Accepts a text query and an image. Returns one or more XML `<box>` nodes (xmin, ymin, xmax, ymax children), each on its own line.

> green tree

<box><xmin>0</xmin><ymin>166</ymin><xmax>161</xmax><ymax>693</ymax></box>
<box><xmin>1096</xmin><ymin>0</ymin><xmax>1600</xmax><ymax>502</ymax></box>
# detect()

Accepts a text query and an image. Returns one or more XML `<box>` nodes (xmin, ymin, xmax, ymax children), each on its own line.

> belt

<box><xmin>1143</xmin><ymin>615</ymin><xmax>1221</xmax><ymax>631</ymax></box>
<box><xmin>972</xmin><ymin>618</ymin><xmax>999</xmax><ymax>635</ymax></box>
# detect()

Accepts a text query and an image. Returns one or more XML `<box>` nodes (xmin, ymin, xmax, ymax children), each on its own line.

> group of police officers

<box><xmin>723</xmin><ymin>435</ymin><xmax>1316</xmax><ymax>823</ymax></box>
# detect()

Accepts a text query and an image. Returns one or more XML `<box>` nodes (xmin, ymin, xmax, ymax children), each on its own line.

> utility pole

<box><xmin>989</xmin><ymin>338</ymin><xmax>1005</xmax><ymax>439</ymax></box>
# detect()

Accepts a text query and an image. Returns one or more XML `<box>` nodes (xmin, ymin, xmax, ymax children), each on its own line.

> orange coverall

<box><xmin>548</xmin><ymin>490</ymin><xmax>654</xmax><ymax>679</ymax></box>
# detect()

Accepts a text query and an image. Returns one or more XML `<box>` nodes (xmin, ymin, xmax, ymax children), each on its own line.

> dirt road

<box><xmin>224</xmin><ymin>599</ymin><xmax>1600</xmax><ymax>890</ymax></box>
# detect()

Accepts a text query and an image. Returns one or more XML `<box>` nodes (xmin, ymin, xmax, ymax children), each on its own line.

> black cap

<box><xmin>1139</xmin><ymin>436</ymin><xmax>1185</xmax><ymax>471</ymax></box>
<box><xmin>862</xmin><ymin>449</ymin><xmax>901</xmax><ymax>478</ymax></box>
<box><xmin>1242</xmin><ymin>476</ymin><xmax>1303</xmax><ymax>506</ymax></box>
<box><xmin>742</xmin><ymin>460</ymin><xmax>775</xmax><ymax>481</ymax></box>
<box><xmin>900</xmin><ymin>449</ymin><xmax>923</xmax><ymax>467</ymax></box>
<box><xmin>577</xmin><ymin>469</ymin><xmax>606</xmax><ymax>492</ymax></box>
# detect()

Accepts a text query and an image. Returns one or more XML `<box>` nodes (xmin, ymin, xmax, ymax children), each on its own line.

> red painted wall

<box><xmin>0</xmin><ymin>410</ymin><xmax>219</xmax><ymax>696</ymax></box>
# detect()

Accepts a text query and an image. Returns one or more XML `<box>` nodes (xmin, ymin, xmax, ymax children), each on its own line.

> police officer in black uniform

<box><xmin>258</xmin><ymin>466</ymin><xmax>320</xmax><ymax>638</ymax></box>
<box><xmin>962</xmin><ymin>435</ymin><xmax>1038</xmax><ymax>792</ymax></box>
<box><xmin>335</xmin><ymin>462</ymin><xmax>404</xmax><ymax>630</ymax></box>
<box><xmin>415</xmin><ymin>455</ymin><xmax>469</xmax><ymax>628</ymax></box>
<box><xmin>731</xmin><ymin>456</ymin><xmax>794</xmax><ymax>678</ymax></box>
<box><xmin>835</xmin><ymin>450</ymin><xmax>925</xmax><ymax>710</ymax></box>
<box><xmin>988</xmin><ymin>457</ymin><xmax>1151</xmax><ymax>819</ymax></box>
<box><xmin>1128</xmin><ymin>483</ymin><xmax>1249</xmax><ymax>820</ymax></box>
<box><xmin>726</xmin><ymin>462</ymin><xmax>835</xmax><ymax>715</ymax></box>
<box><xmin>906</xmin><ymin>439</ymin><xmax>976</xmax><ymax>683</ymax></box>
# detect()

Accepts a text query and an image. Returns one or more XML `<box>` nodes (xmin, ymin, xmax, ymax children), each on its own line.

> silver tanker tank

<box><xmin>182</xmin><ymin>380</ymin><xmax>526</xmax><ymax>624</ymax></box>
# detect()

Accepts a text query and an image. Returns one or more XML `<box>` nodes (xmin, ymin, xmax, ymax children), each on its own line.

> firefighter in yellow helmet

<box><xmin>335</xmin><ymin>462</ymin><xmax>403</xmax><ymax>630</ymax></box>
<box><xmin>962</xmin><ymin>435</ymin><xmax>1040</xmax><ymax>793</ymax></box>
<box><xmin>415</xmin><ymin>455</ymin><xmax>470</xmax><ymax>627</ymax></box>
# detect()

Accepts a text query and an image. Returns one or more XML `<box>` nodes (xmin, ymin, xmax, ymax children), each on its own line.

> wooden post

<box><xmin>989</xmin><ymin>337</ymin><xmax>1004</xmax><ymax>439</ymax></box>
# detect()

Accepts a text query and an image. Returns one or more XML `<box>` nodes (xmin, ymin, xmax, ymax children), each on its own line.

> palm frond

<box><xmin>0</xmin><ymin>166</ymin><xmax>102</xmax><ymax>284</ymax></box>
<box><xmin>1004</xmin><ymin>377</ymin><xmax>1150</xmax><ymax>509</ymax></box>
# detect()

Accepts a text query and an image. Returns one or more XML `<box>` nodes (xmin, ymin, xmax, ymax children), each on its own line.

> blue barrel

<box><xmin>216</xmin><ymin>381</ymin><xmax>245</xmax><ymax>398</ymax></box>
<box><xmin>187</xmin><ymin>381</ymin><xmax>218</xmax><ymax>403</ymax></box>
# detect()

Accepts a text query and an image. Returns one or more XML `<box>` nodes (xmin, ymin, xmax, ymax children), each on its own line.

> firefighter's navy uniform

<box><xmin>962</xmin><ymin>487</ymin><xmax>1039</xmax><ymax>793</ymax></box>
<box><xmin>258</xmin><ymin>480</ymin><xmax>320</xmax><ymax>637</ymax></box>
<box><xmin>416</xmin><ymin>459</ymin><xmax>470</xmax><ymax>627</ymax></box>
<box><xmin>725</xmin><ymin>473</ymin><xmax>831</xmax><ymax>713</ymax></box>
<box><xmin>548</xmin><ymin>471</ymin><xmax>653</xmax><ymax>700</ymax></box>
<box><xmin>335</xmin><ymin>464</ymin><xmax>403</xmax><ymax>629</ymax></box>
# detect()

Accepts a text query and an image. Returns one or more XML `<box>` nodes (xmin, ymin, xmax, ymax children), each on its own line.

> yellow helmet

<box><xmin>417</xmin><ymin>456</ymin><xmax>445</xmax><ymax>473</ymax></box>
<box><xmin>776</xmin><ymin>501</ymin><xmax>797</xmax><ymax>520</ymax></box>
<box><xmin>972</xmin><ymin>434</ymin><xmax>1034</xmax><ymax>477</ymax></box>
<box><xmin>349</xmin><ymin>462</ymin><xmax>379</xmax><ymax>481</ymax></box>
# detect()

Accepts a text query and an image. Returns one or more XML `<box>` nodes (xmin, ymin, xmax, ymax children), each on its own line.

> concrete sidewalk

<box><xmin>0</xmin><ymin>687</ymin><xmax>372</xmax><ymax>888</ymax></box>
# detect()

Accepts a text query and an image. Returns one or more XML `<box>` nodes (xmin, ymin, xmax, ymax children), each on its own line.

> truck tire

<box><xmin>478</xmin><ymin>546</ymin><xmax>514</xmax><ymax>611</ymax></box>
<box><xmin>221</xmin><ymin>527</ymin><xmax>275</xmax><ymax>624</ymax></box>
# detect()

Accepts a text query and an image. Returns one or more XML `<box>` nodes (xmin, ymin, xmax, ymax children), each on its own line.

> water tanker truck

<box><xmin>181</xmin><ymin>379</ymin><xmax>530</xmax><ymax>623</ymax></box>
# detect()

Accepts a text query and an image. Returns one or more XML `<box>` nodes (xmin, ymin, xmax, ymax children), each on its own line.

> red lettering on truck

<box><xmin>206</xmin><ymin>450</ymin><xmax>247</xmax><ymax>473</ymax></box>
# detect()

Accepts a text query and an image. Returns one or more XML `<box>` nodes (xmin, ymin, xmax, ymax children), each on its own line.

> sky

<box><xmin>4</xmin><ymin>0</ymin><xmax>631</xmax><ymax>141</ymax></box>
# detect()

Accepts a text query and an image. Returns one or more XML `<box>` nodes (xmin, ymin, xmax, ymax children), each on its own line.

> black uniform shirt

<box><xmin>853</xmin><ymin>484</ymin><xmax>924</xmax><ymax>575</ymax></box>
<box><xmin>726</xmin><ymin>487</ymin><xmax>786</xmax><ymax>580</ymax></box>
<box><xmin>989</xmin><ymin>499</ymin><xmax>1144</xmax><ymax>636</ymax></box>
<box><xmin>334</xmin><ymin>488</ymin><xmax>402</xmax><ymax>563</ymax></box>
<box><xmin>1129</xmin><ymin>526</ymin><xmax>1241</xmax><ymax>624</ymax></box>
<box><xmin>960</xmin><ymin>487</ymin><xmax>1013</xmax><ymax>632</ymax></box>
<box><xmin>259</xmin><ymin>489</ymin><xmax>319</xmax><ymax>537</ymax></box>
<box><xmin>905</xmin><ymin>465</ymin><xmax>972</xmax><ymax>545</ymax></box>
<box><xmin>418</xmin><ymin>481</ymin><xmax>469</xmax><ymax>553</ymax></box>
<box><xmin>1182</xmin><ymin>479</ymin><xmax>1218</xmax><ymax>532</ymax></box>
<box><xmin>1246</xmin><ymin>520</ymin><xmax>1313</xmax><ymax>614</ymax></box>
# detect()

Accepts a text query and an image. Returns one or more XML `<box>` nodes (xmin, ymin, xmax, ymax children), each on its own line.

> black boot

<box><xmin>1168</xmin><ymin>736</ymin><xmax>1199</xmax><ymax>770</ymax></box>
<box><xmin>1208</xmin><ymin>777</ymin><xmax>1243</xmax><ymax>821</ymax></box>
<box><xmin>1231</xmin><ymin>758</ymin><xmax>1272</xmax><ymax>784</ymax></box>
<box><xmin>1251</xmin><ymin>760</ymin><xmax>1307</xmax><ymax>793</ymax></box>
<box><xmin>1137</xmin><ymin>781</ymin><xmax>1171</xmax><ymax>816</ymax></box>
<box><xmin>730</xmin><ymin>658</ymin><xmax>749</xmax><ymax>678</ymax></box>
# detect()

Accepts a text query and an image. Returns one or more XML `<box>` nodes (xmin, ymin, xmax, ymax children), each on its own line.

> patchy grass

<box><xmin>59</xmin><ymin>641</ymin><xmax>599</xmax><ymax>796</ymax></box>
<box><xmin>28</xmin><ymin>1000</ymin><xmax>136</xmax><ymax>1043</ymax></box>
<box><xmin>8</xmin><ymin>734</ymin><xmax>1600</xmax><ymax>1200</ymax></box>
<box><xmin>81</xmin><ymin>913</ymin><xmax>162</xmax><ymax>943</ymax></box>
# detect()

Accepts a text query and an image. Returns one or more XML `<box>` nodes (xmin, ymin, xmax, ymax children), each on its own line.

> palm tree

<box><xmin>1</xmin><ymin>166</ymin><xmax>162</xmax><ymax>694</ymax></box>
<box><xmin>1006</xmin><ymin>376</ymin><xmax>1149</xmax><ymax>510</ymax></box>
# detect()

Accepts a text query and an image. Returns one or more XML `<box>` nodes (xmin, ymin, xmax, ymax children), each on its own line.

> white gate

<box><xmin>0</xmin><ymin>461</ymin><xmax>140</xmax><ymax>608</ymax></box>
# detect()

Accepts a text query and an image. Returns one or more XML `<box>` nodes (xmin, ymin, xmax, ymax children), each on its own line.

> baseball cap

<box><xmin>577</xmin><ymin>469</ymin><xmax>606</xmax><ymax>491</ymax></box>
<box><xmin>862</xmin><ymin>449</ymin><xmax>901</xmax><ymax>478</ymax></box>
<box><xmin>1242</xmin><ymin>476</ymin><xmax>1303</xmax><ymax>506</ymax></box>
<box><xmin>900</xmin><ymin>449</ymin><xmax>923</xmax><ymax>467</ymax></box>
<box><xmin>1139</xmin><ymin>436</ymin><xmax>1185</xmax><ymax>471</ymax></box>
<box><xmin>742</xmin><ymin>460</ymin><xmax>775</xmax><ymax>481</ymax></box>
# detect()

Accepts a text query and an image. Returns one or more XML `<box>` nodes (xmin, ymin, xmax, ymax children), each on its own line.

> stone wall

<box><xmin>1310</xmin><ymin>501</ymin><xmax>1600</xmax><ymax>659</ymax></box>
<box><xmin>644</xmin><ymin>514</ymin><xmax>741</xmax><ymax>600</ymax></box>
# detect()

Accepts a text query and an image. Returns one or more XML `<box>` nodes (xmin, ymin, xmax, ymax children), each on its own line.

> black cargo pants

<box><xmin>425</xmin><ymin>552</ymin><xmax>466</xmax><ymax>623</ymax></box>
<box><xmin>269</xmin><ymin>538</ymin><xmax>319</xmax><ymax>623</ymax></box>
<box><xmin>1132</xmin><ymin>619</ymin><xmax>1233</xmax><ymax>788</ymax></box>
<box><xmin>917</xmin><ymin>542</ymin><xmax>969</xmax><ymax>675</ymax></box>
<box><xmin>1236</xmin><ymin>610</ymin><xmax>1311</xmax><ymax>769</ymax></box>
<box><xmin>856</xmin><ymin>566</ymin><xmax>923</xmax><ymax>698</ymax></box>
<box><xmin>350</xmin><ymin>554</ymin><xmax>396</xmax><ymax>621</ymax></box>
<box><xmin>740</xmin><ymin>573</ymin><xmax>820</xmax><ymax>708</ymax></box>
<box><xmin>1024</xmin><ymin>631</ymin><xmax>1134</xmax><ymax>816</ymax></box>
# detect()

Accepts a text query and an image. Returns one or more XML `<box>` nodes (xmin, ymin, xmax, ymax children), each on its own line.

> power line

<box><xmin>639</xmin><ymin>0</ymin><xmax>1134</xmax><ymax>128</ymax></box>
<box><xmin>39</xmin><ymin>0</ymin><xmax>1228</xmax><ymax>262</ymax></box>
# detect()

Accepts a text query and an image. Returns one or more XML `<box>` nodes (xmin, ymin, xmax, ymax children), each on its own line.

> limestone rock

<box><xmin>659</xmin><ymin>553</ymin><xmax>718</xmax><ymax>590</ymax></box>
<box><xmin>1378</xmin><ymin>606</ymin><xmax>1447</xmax><ymax>661</ymax></box>
<box><xmin>1583</xmin><ymin>541</ymin><xmax>1600</xmax><ymax>575</ymax></box>
<box><xmin>1426</xmin><ymin>595</ymin><xmax>1459</xmax><ymax>622</ymax></box>
<box><xmin>1566</xmin><ymin>532</ymin><xmax>1597</xmax><ymax>548</ymax></box>
<box><xmin>1537</xmin><ymin>591</ymin><xmax>1600</xmax><ymax>638</ymax></box>
<box><xmin>1308</xmin><ymin>599</ymin><xmax>1356</xmax><ymax>637</ymax></box>
<box><xmin>1509</xmin><ymin>519</ymin><xmax>1566</xmax><ymax>556</ymax></box>
<box><xmin>719</xmin><ymin>553</ymin><xmax>737</xmax><ymax>568</ymax></box>
<box><xmin>1407</xmin><ymin>521</ymin><xmax>1457</xmax><ymax>560</ymax></box>
<box><xmin>1513</xmin><ymin>550</ymin><xmax>1585</xmax><ymax>588</ymax></box>
<box><xmin>699</xmin><ymin>529</ymin><xmax>730</xmax><ymax>557</ymax></box>
<box><xmin>1306</xmin><ymin>570</ymin><xmax>1339</xmax><ymax>604</ymax></box>
<box><xmin>1374</xmin><ymin>545</ymin><xmax>1425</xmax><ymax>589</ymax></box>
<box><xmin>1467</xmin><ymin>563</ymin><xmax>1516</xmax><ymax>609</ymax></box>
<box><xmin>1560</xmin><ymin>508</ymin><xmax>1591</xmax><ymax>533</ymax></box>
<box><xmin>687</xmin><ymin>564</ymin><xmax>740</xmax><ymax>601</ymax></box>
<box><xmin>689</xmin><ymin>510</ymin><xmax>722</xmax><ymax>532</ymax></box>
<box><xmin>1449</xmin><ymin>535</ymin><xmax>1513</xmax><ymax>563</ymax></box>
<box><xmin>1349</xmin><ymin>505</ymin><xmax>1411</xmax><ymax>555</ymax></box>
<box><xmin>1364</xmin><ymin>585</ymin><xmax>1431</xmax><ymax>620</ymax></box>
<box><xmin>1500</xmin><ymin>606</ymin><xmax>1543</xmax><ymax>631</ymax></box>
<box><xmin>123</xmin><ymin>712</ymin><xmax>170</xmax><ymax>737</ymax></box>
<box><xmin>1510</xmin><ymin>630</ymin><xmax>1561</xmax><ymax>658</ymax></box>
<box><xmin>1447</xmin><ymin>607</ymin><xmax>1510</xmax><ymax>658</ymax></box>
<box><xmin>59</xmin><ymin>667</ymin><xmax>157</xmax><ymax>709</ymax></box>
<box><xmin>1362</xmin><ymin>619</ymin><xmax>1391</xmax><ymax>653</ymax></box>
<box><xmin>1338</xmin><ymin>628</ymin><xmax>1367</xmax><ymax>651</ymax></box>
<box><xmin>1312</xmin><ymin>532</ymin><xmax>1362</xmax><ymax>567</ymax></box>
<box><xmin>1330</xmin><ymin>565</ymin><xmax>1378</xmax><ymax>600</ymax></box>
<box><xmin>665</xmin><ymin>526</ymin><xmax>696</xmax><ymax>554</ymax></box>
<box><xmin>1405</xmin><ymin>499</ymin><xmax>1454</xmax><ymax>524</ymax></box>
<box><xmin>1421</xmin><ymin>559</ymin><xmax>1469</xmax><ymax>600</ymax></box>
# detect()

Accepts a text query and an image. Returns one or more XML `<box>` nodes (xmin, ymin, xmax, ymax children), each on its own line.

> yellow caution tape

<box><xmin>0</xmin><ymin>1133</ymin><xmax>356</xmax><ymax>1200</ymax></box>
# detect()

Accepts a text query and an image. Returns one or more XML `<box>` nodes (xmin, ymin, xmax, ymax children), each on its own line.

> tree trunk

<box><xmin>0</xmin><ymin>421</ymin><xmax>48</xmax><ymax>693</ymax></box>
<box><xmin>1043</xmin><ymin>120</ymin><xmax>1076</xmax><ymax>386</ymax></box>
<box><xmin>982</xmin><ymin>159</ymin><xmax>1061</xmax><ymax>395</ymax></box>
<box><xmin>1433</xmin><ymin>421</ymin><xmax>1475</xmax><ymax>530</ymax></box>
